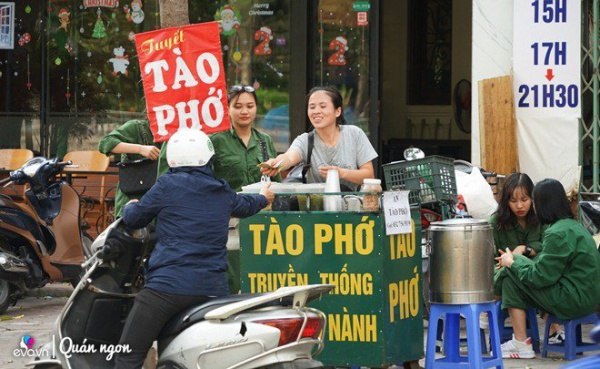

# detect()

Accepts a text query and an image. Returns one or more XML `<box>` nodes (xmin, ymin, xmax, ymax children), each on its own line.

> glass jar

<box><xmin>361</xmin><ymin>178</ymin><xmax>382</xmax><ymax>212</ymax></box>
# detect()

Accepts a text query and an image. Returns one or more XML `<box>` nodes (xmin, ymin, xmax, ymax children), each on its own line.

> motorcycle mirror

<box><xmin>403</xmin><ymin>147</ymin><xmax>425</xmax><ymax>161</ymax></box>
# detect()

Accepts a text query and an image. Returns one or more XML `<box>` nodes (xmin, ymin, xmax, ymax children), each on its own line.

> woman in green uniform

<box><xmin>490</xmin><ymin>172</ymin><xmax>543</xmax><ymax>260</ymax></box>
<box><xmin>211</xmin><ymin>85</ymin><xmax>282</xmax><ymax>191</ymax></box>
<box><xmin>489</xmin><ymin>172</ymin><xmax>565</xmax><ymax>342</ymax></box>
<box><xmin>98</xmin><ymin>119</ymin><xmax>160</xmax><ymax>218</ymax></box>
<box><xmin>496</xmin><ymin>178</ymin><xmax>600</xmax><ymax>359</ymax></box>
<box><xmin>210</xmin><ymin>85</ymin><xmax>281</xmax><ymax>293</ymax></box>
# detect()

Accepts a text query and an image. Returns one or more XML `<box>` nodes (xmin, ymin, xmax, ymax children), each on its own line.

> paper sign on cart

<box><xmin>135</xmin><ymin>22</ymin><xmax>231</xmax><ymax>143</ymax></box>
<box><xmin>382</xmin><ymin>190</ymin><xmax>411</xmax><ymax>235</ymax></box>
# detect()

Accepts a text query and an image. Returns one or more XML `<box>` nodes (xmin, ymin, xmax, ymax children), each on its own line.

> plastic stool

<box><xmin>542</xmin><ymin>313</ymin><xmax>600</xmax><ymax>360</ymax></box>
<box><xmin>425</xmin><ymin>302</ymin><xmax>503</xmax><ymax>369</ymax></box>
<box><xmin>495</xmin><ymin>300</ymin><xmax>540</xmax><ymax>352</ymax></box>
<box><xmin>435</xmin><ymin>317</ymin><xmax>488</xmax><ymax>354</ymax></box>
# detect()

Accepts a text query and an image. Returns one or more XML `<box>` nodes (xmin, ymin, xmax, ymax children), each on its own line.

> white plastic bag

<box><xmin>455</xmin><ymin>167</ymin><xmax>498</xmax><ymax>220</ymax></box>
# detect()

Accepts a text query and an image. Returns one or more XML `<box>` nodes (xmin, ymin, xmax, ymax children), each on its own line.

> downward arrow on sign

<box><xmin>545</xmin><ymin>68</ymin><xmax>555</xmax><ymax>81</ymax></box>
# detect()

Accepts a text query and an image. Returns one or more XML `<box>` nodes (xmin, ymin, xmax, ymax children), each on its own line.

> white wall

<box><xmin>471</xmin><ymin>0</ymin><xmax>514</xmax><ymax>166</ymax></box>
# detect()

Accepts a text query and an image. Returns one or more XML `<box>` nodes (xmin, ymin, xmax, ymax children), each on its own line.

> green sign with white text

<box><xmin>353</xmin><ymin>1</ymin><xmax>371</xmax><ymax>12</ymax></box>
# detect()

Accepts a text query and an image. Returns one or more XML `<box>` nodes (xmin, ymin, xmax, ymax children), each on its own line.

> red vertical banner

<box><xmin>135</xmin><ymin>22</ymin><xmax>231</xmax><ymax>143</ymax></box>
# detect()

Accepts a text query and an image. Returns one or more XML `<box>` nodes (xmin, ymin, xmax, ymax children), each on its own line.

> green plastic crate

<box><xmin>382</xmin><ymin>155</ymin><xmax>457</xmax><ymax>205</ymax></box>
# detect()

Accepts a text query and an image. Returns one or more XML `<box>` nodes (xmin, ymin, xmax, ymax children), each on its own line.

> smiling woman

<box><xmin>261</xmin><ymin>86</ymin><xmax>378</xmax><ymax>191</ymax></box>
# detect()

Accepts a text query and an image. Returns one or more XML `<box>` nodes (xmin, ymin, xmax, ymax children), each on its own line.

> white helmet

<box><xmin>166</xmin><ymin>129</ymin><xmax>214</xmax><ymax>168</ymax></box>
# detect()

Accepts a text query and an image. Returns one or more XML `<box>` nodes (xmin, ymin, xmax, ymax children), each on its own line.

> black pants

<box><xmin>114</xmin><ymin>288</ymin><xmax>210</xmax><ymax>369</ymax></box>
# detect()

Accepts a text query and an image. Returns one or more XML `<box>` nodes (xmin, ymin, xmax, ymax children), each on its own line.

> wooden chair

<box><xmin>62</xmin><ymin>151</ymin><xmax>111</xmax><ymax>232</ymax></box>
<box><xmin>0</xmin><ymin>149</ymin><xmax>35</xmax><ymax>201</ymax></box>
<box><xmin>0</xmin><ymin>149</ymin><xmax>35</xmax><ymax>170</ymax></box>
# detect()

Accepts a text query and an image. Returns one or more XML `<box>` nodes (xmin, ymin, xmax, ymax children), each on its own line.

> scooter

<box><xmin>0</xmin><ymin>157</ymin><xmax>93</xmax><ymax>314</ymax></box>
<box><xmin>579</xmin><ymin>194</ymin><xmax>600</xmax><ymax>249</ymax></box>
<box><xmin>28</xmin><ymin>218</ymin><xmax>334</xmax><ymax>369</ymax></box>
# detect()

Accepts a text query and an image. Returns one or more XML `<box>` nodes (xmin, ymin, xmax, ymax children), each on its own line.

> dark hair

<box><xmin>532</xmin><ymin>178</ymin><xmax>574</xmax><ymax>224</ymax></box>
<box><xmin>305</xmin><ymin>86</ymin><xmax>346</xmax><ymax>126</ymax></box>
<box><xmin>227</xmin><ymin>85</ymin><xmax>258</xmax><ymax>105</ymax></box>
<box><xmin>495</xmin><ymin>172</ymin><xmax>539</xmax><ymax>230</ymax></box>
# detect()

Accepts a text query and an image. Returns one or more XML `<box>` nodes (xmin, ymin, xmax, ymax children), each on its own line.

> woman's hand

<box><xmin>125</xmin><ymin>199</ymin><xmax>139</xmax><ymax>206</ymax></box>
<box><xmin>495</xmin><ymin>248</ymin><xmax>515</xmax><ymax>269</ymax></box>
<box><xmin>259</xmin><ymin>158</ymin><xmax>282</xmax><ymax>177</ymax></box>
<box><xmin>319</xmin><ymin>165</ymin><xmax>345</xmax><ymax>180</ymax></box>
<box><xmin>259</xmin><ymin>182</ymin><xmax>275</xmax><ymax>204</ymax></box>
<box><xmin>139</xmin><ymin>145</ymin><xmax>160</xmax><ymax>160</ymax></box>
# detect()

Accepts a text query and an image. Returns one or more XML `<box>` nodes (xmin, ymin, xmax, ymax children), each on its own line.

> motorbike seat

<box><xmin>581</xmin><ymin>201</ymin><xmax>600</xmax><ymax>229</ymax></box>
<box><xmin>159</xmin><ymin>293</ymin><xmax>293</xmax><ymax>339</ymax></box>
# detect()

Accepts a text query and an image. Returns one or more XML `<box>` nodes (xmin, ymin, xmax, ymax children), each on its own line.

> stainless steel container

<box><xmin>427</xmin><ymin>218</ymin><xmax>494</xmax><ymax>304</ymax></box>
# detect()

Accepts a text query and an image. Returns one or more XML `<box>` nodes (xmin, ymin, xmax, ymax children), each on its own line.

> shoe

<box><xmin>548</xmin><ymin>330</ymin><xmax>565</xmax><ymax>344</ymax></box>
<box><xmin>500</xmin><ymin>335</ymin><xmax>536</xmax><ymax>359</ymax></box>
<box><xmin>479</xmin><ymin>312</ymin><xmax>489</xmax><ymax>330</ymax></box>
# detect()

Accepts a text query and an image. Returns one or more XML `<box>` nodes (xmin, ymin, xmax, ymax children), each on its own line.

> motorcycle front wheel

<box><xmin>0</xmin><ymin>278</ymin><xmax>14</xmax><ymax>314</ymax></box>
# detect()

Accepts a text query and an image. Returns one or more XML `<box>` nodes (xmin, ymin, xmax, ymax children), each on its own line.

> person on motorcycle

<box><xmin>113</xmin><ymin>128</ymin><xmax>274</xmax><ymax>368</ymax></box>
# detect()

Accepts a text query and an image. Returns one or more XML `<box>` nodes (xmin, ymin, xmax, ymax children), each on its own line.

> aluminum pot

<box><xmin>427</xmin><ymin>218</ymin><xmax>494</xmax><ymax>304</ymax></box>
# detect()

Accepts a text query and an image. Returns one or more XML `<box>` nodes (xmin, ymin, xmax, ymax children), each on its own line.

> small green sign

<box><xmin>353</xmin><ymin>1</ymin><xmax>371</xmax><ymax>12</ymax></box>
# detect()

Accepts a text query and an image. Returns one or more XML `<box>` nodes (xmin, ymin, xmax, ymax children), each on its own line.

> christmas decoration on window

<box><xmin>109</xmin><ymin>46</ymin><xmax>130</xmax><ymax>76</ymax></box>
<box><xmin>58</xmin><ymin>8</ymin><xmax>71</xmax><ymax>32</ymax></box>
<box><xmin>26</xmin><ymin>54</ymin><xmax>31</xmax><ymax>90</ymax></box>
<box><xmin>253</xmin><ymin>26</ymin><xmax>273</xmax><ymax>56</ymax></box>
<box><xmin>328</xmin><ymin>36</ymin><xmax>348</xmax><ymax>66</ymax></box>
<box><xmin>18</xmin><ymin>33</ymin><xmax>31</xmax><ymax>47</ymax></box>
<box><xmin>215</xmin><ymin>5</ymin><xmax>241</xmax><ymax>36</ymax></box>
<box><xmin>130</xmin><ymin>0</ymin><xmax>145</xmax><ymax>24</ymax></box>
<box><xmin>65</xmin><ymin>69</ymin><xmax>71</xmax><ymax>104</ymax></box>
<box><xmin>92</xmin><ymin>8</ymin><xmax>107</xmax><ymax>38</ymax></box>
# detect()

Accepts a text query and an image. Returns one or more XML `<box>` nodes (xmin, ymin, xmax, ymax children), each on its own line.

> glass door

<box><xmin>309</xmin><ymin>0</ymin><xmax>374</xmax><ymax>137</ymax></box>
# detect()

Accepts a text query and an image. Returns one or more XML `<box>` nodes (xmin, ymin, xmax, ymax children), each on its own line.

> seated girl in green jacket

<box><xmin>496</xmin><ymin>178</ymin><xmax>600</xmax><ymax>359</ymax></box>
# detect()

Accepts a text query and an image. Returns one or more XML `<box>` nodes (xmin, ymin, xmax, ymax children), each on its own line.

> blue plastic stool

<box><xmin>495</xmin><ymin>300</ymin><xmax>540</xmax><ymax>352</ymax></box>
<box><xmin>435</xmin><ymin>316</ymin><xmax>488</xmax><ymax>354</ymax></box>
<box><xmin>425</xmin><ymin>302</ymin><xmax>503</xmax><ymax>369</ymax></box>
<box><xmin>542</xmin><ymin>313</ymin><xmax>600</xmax><ymax>360</ymax></box>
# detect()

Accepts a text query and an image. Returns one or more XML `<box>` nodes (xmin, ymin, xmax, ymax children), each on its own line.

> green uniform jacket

<box><xmin>509</xmin><ymin>218</ymin><xmax>600</xmax><ymax>319</ymax></box>
<box><xmin>210</xmin><ymin>127</ymin><xmax>282</xmax><ymax>191</ymax></box>
<box><xmin>98</xmin><ymin>119</ymin><xmax>156</xmax><ymax>218</ymax></box>
<box><xmin>489</xmin><ymin>214</ymin><xmax>544</xmax><ymax>255</ymax></box>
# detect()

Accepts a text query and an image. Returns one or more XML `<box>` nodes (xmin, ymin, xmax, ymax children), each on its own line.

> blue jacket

<box><xmin>122</xmin><ymin>165</ymin><xmax>267</xmax><ymax>296</ymax></box>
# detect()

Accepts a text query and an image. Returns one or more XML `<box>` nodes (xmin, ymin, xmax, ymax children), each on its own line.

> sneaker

<box><xmin>500</xmin><ymin>335</ymin><xmax>536</xmax><ymax>359</ymax></box>
<box><xmin>479</xmin><ymin>312</ymin><xmax>489</xmax><ymax>330</ymax></box>
<box><xmin>548</xmin><ymin>330</ymin><xmax>565</xmax><ymax>344</ymax></box>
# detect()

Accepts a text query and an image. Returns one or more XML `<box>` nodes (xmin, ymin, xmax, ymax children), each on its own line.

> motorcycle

<box><xmin>28</xmin><ymin>218</ymin><xmax>334</xmax><ymax>369</ymax></box>
<box><xmin>0</xmin><ymin>157</ymin><xmax>93</xmax><ymax>314</ymax></box>
<box><xmin>579</xmin><ymin>194</ymin><xmax>600</xmax><ymax>249</ymax></box>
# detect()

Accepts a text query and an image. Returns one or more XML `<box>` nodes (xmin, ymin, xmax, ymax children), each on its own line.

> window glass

<box><xmin>407</xmin><ymin>0</ymin><xmax>452</xmax><ymax>105</ymax></box>
<box><xmin>47</xmin><ymin>1</ymin><xmax>159</xmax><ymax>157</ymax></box>
<box><xmin>0</xmin><ymin>1</ymin><xmax>292</xmax><ymax>155</ymax></box>
<box><xmin>310</xmin><ymin>0</ymin><xmax>371</xmax><ymax>136</ymax></box>
<box><xmin>190</xmin><ymin>0</ymin><xmax>291</xmax><ymax>152</ymax></box>
<box><xmin>0</xmin><ymin>3</ymin><xmax>14</xmax><ymax>49</ymax></box>
<box><xmin>0</xmin><ymin>2</ymin><xmax>40</xmax><ymax>151</ymax></box>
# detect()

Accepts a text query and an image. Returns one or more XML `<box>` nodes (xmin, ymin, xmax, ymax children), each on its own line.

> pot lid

<box><xmin>430</xmin><ymin>218</ymin><xmax>489</xmax><ymax>227</ymax></box>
